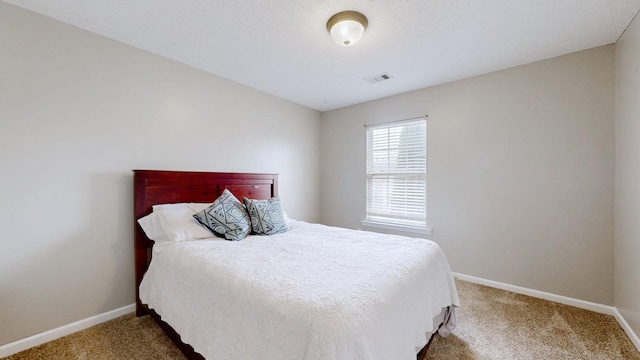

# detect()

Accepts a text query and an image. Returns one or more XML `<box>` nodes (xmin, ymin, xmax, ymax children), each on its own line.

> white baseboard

<box><xmin>0</xmin><ymin>304</ymin><xmax>135</xmax><ymax>358</ymax></box>
<box><xmin>613</xmin><ymin>307</ymin><xmax>640</xmax><ymax>351</ymax></box>
<box><xmin>453</xmin><ymin>272</ymin><xmax>615</xmax><ymax>314</ymax></box>
<box><xmin>454</xmin><ymin>272</ymin><xmax>640</xmax><ymax>352</ymax></box>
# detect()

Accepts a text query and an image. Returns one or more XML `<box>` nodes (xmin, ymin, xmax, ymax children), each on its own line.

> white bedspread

<box><xmin>139</xmin><ymin>221</ymin><xmax>459</xmax><ymax>360</ymax></box>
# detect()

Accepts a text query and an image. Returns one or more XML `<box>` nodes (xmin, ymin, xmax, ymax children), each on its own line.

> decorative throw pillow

<box><xmin>243</xmin><ymin>196</ymin><xmax>288</xmax><ymax>235</ymax></box>
<box><xmin>193</xmin><ymin>189</ymin><xmax>251</xmax><ymax>241</ymax></box>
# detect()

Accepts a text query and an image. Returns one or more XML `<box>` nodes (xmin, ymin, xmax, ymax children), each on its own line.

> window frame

<box><xmin>362</xmin><ymin>117</ymin><xmax>432</xmax><ymax>235</ymax></box>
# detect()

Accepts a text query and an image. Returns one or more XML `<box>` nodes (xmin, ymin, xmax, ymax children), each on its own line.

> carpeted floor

<box><xmin>5</xmin><ymin>279</ymin><xmax>640</xmax><ymax>359</ymax></box>
<box><xmin>424</xmin><ymin>280</ymin><xmax>640</xmax><ymax>360</ymax></box>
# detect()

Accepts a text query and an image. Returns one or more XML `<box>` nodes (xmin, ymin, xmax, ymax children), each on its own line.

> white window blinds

<box><xmin>366</xmin><ymin>118</ymin><xmax>427</xmax><ymax>229</ymax></box>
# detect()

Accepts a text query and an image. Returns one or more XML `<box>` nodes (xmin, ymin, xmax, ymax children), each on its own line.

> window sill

<box><xmin>360</xmin><ymin>220</ymin><xmax>433</xmax><ymax>236</ymax></box>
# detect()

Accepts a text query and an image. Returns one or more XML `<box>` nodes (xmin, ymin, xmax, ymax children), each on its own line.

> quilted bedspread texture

<box><xmin>140</xmin><ymin>221</ymin><xmax>459</xmax><ymax>360</ymax></box>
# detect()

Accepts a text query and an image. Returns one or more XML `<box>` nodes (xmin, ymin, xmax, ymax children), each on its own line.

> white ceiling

<box><xmin>6</xmin><ymin>0</ymin><xmax>640</xmax><ymax>112</ymax></box>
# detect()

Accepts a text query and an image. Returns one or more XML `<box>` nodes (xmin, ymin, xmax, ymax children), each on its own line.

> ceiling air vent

<box><xmin>364</xmin><ymin>72</ymin><xmax>393</xmax><ymax>84</ymax></box>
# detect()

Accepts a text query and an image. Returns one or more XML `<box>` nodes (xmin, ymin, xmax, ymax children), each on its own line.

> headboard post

<box><xmin>133</xmin><ymin>171</ymin><xmax>152</xmax><ymax>316</ymax></box>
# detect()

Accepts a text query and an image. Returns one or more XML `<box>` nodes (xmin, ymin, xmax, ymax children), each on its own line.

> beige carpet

<box><xmin>5</xmin><ymin>280</ymin><xmax>639</xmax><ymax>359</ymax></box>
<box><xmin>425</xmin><ymin>280</ymin><xmax>640</xmax><ymax>360</ymax></box>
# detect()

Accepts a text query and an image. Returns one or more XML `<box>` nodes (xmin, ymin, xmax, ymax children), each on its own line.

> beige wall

<box><xmin>0</xmin><ymin>3</ymin><xmax>320</xmax><ymax>345</ymax></box>
<box><xmin>615</xmin><ymin>12</ymin><xmax>640</xmax><ymax>337</ymax></box>
<box><xmin>321</xmin><ymin>46</ymin><xmax>615</xmax><ymax>305</ymax></box>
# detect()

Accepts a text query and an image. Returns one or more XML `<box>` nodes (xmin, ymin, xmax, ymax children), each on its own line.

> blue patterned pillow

<box><xmin>193</xmin><ymin>189</ymin><xmax>251</xmax><ymax>241</ymax></box>
<box><xmin>243</xmin><ymin>196</ymin><xmax>288</xmax><ymax>235</ymax></box>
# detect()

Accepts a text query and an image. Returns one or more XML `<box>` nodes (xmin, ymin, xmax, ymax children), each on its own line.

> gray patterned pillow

<box><xmin>243</xmin><ymin>196</ymin><xmax>288</xmax><ymax>235</ymax></box>
<box><xmin>193</xmin><ymin>189</ymin><xmax>251</xmax><ymax>241</ymax></box>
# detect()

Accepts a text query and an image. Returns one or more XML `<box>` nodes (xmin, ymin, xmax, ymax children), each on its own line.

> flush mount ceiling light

<box><xmin>326</xmin><ymin>11</ymin><xmax>368</xmax><ymax>47</ymax></box>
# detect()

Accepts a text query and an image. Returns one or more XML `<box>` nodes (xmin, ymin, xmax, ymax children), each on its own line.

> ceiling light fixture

<box><xmin>326</xmin><ymin>11</ymin><xmax>368</xmax><ymax>47</ymax></box>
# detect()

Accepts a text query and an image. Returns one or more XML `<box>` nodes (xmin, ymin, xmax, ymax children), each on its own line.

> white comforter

<box><xmin>139</xmin><ymin>221</ymin><xmax>459</xmax><ymax>360</ymax></box>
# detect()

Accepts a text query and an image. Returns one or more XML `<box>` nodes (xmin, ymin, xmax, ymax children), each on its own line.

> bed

<box><xmin>133</xmin><ymin>170</ymin><xmax>459</xmax><ymax>360</ymax></box>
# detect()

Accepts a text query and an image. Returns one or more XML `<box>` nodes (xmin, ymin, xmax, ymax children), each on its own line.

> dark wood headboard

<box><xmin>133</xmin><ymin>170</ymin><xmax>279</xmax><ymax>315</ymax></box>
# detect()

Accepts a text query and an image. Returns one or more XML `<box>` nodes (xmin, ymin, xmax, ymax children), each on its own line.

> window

<box><xmin>364</xmin><ymin>118</ymin><xmax>428</xmax><ymax>233</ymax></box>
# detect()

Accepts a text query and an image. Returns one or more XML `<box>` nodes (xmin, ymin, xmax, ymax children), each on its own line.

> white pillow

<box><xmin>152</xmin><ymin>203</ymin><xmax>208</xmax><ymax>211</ymax></box>
<box><xmin>138</xmin><ymin>203</ymin><xmax>218</xmax><ymax>242</ymax></box>
<box><xmin>282</xmin><ymin>211</ymin><xmax>295</xmax><ymax>229</ymax></box>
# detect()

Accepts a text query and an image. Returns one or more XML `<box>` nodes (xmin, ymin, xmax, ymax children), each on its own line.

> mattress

<box><xmin>139</xmin><ymin>220</ymin><xmax>459</xmax><ymax>360</ymax></box>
